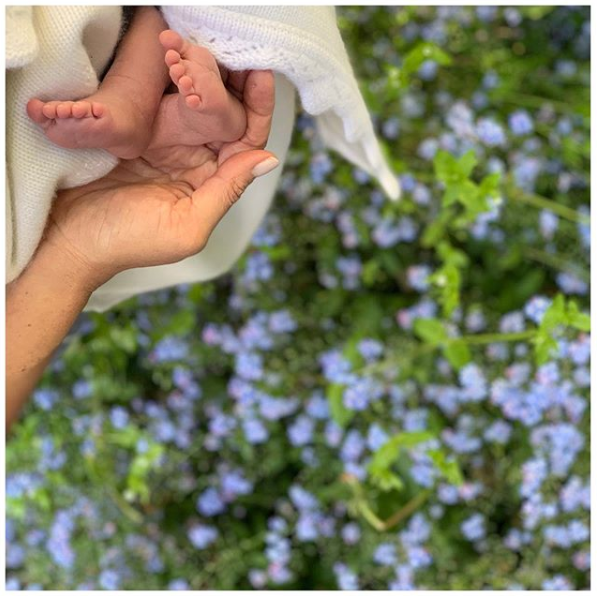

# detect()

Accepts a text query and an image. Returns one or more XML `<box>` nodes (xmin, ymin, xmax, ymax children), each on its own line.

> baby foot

<box><xmin>158</xmin><ymin>30</ymin><xmax>247</xmax><ymax>144</ymax></box>
<box><xmin>27</xmin><ymin>93</ymin><xmax>152</xmax><ymax>159</ymax></box>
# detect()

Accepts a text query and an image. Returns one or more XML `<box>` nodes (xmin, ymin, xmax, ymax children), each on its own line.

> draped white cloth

<box><xmin>5</xmin><ymin>6</ymin><xmax>400</xmax><ymax>311</ymax></box>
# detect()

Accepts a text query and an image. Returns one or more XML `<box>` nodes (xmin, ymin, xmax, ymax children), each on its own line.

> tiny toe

<box><xmin>178</xmin><ymin>75</ymin><xmax>194</xmax><ymax>95</ymax></box>
<box><xmin>72</xmin><ymin>101</ymin><xmax>91</xmax><ymax>118</ymax></box>
<box><xmin>169</xmin><ymin>63</ymin><xmax>185</xmax><ymax>84</ymax></box>
<box><xmin>165</xmin><ymin>49</ymin><xmax>181</xmax><ymax>68</ymax></box>
<box><xmin>42</xmin><ymin>101</ymin><xmax>60</xmax><ymax>119</ymax></box>
<box><xmin>56</xmin><ymin>102</ymin><xmax>74</xmax><ymax>119</ymax></box>
<box><xmin>185</xmin><ymin>94</ymin><xmax>202</xmax><ymax>110</ymax></box>
<box><xmin>159</xmin><ymin>29</ymin><xmax>186</xmax><ymax>54</ymax></box>
<box><xmin>26</xmin><ymin>98</ymin><xmax>47</xmax><ymax>123</ymax></box>
<box><xmin>91</xmin><ymin>102</ymin><xmax>105</xmax><ymax>118</ymax></box>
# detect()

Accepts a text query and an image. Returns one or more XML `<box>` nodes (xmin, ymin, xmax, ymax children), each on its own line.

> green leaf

<box><xmin>443</xmin><ymin>339</ymin><xmax>472</xmax><ymax>370</ymax></box>
<box><xmin>433</xmin><ymin>150</ymin><xmax>459</xmax><ymax>184</ymax></box>
<box><xmin>427</xmin><ymin>449</ymin><xmax>464</xmax><ymax>486</ymax></box>
<box><xmin>413</xmin><ymin>318</ymin><xmax>448</xmax><ymax>346</ymax></box>
<box><xmin>458</xmin><ymin>150</ymin><xmax>478</xmax><ymax>178</ymax></box>
<box><xmin>109</xmin><ymin>326</ymin><xmax>137</xmax><ymax>354</ymax></box>
<box><xmin>369</xmin><ymin>431</ymin><xmax>435</xmax><ymax>475</ymax></box>
<box><xmin>540</xmin><ymin>294</ymin><xmax>566</xmax><ymax>331</ymax></box>
<box><xmin>162</xmin><ymin>309</ymin><xmax>196</xmax><ymax>336</ymax></box>
<box><xmin>422</xmin><ymin>216</ymin><xmax>448</xmax><ymax>247</ymax></box>
<box><xmin>370</xmin><ymin>468</ymin><xmax>404</xmax><ymax>492</ymax></box>
<box><xmin>362</xmin><ymin>260</ymin><xmax>381</xmax><ymax>285</ymax></box>
<box><xmin>342</xmin><ymin>336</ymin><xmax>364</xmax><ymax>368</ymax></box>
<box><xmin>431</xmin><ymin>263</ymin><xmax>461</xmax><ymax>317</ymax></box>
<box><xmin>566</xmin><ymin>301</ymin><xmax>591</xmax><ymax>332</ymax></box>
<box><xmin>442</xmin><ymin>185</ymin><xmax>462</xmax><ymax>207</ymax></box>
<box><xmin>327</xmin><ymin>383</ymin><xmax>354</xmax><ymax>428</ymax></box>
<box><xmin>533</xmin><ymin>330</ymin><xmax>559</xmax><ymax>365</ymax></box>
<box><xmin>479</xmin><ymin>172</ymin><xmax>501</xmax><ymax>196</ymax></box>
<box><xmin>401</xmin><ymin>42</ymin><xmax>452</xmax><ymax>84</ymax></box>
<box><xmin>437</xmin><ymin>242</ymin><xmax>468</xmax><ymax>268</ymax></box>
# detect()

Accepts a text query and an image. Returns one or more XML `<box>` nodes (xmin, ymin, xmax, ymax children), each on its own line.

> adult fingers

<box><xmin>188</xmin><ymin>149</ymin><xmax>279</xmax><ymax>249</ymax></box>
<box><xmin>219</xmin><ymin>70</ymin><xmax>276</xmax><ymax>164</ymax></box>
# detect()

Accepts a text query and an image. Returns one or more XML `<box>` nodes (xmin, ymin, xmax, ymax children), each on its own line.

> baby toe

<box><xmin>185</xmin><ymin>94</ymin><xmax>202</xmax><ymax>110</ymax></box>
<box><xmin>169</xmin><ymin>62</ymin><xmax>185</xmax><ymax>84</ymax></box>
<box><xmin>41</xmin><ymin>101</ymin><xmax>61</xmax><ymax>119</ymax></box>
<box><xmin>91</xmin><ymin>102</ymin><xmax>106</xmax><ymax>118</ymax></box>
<box><xmin>165</xmin><ymin>48</ymin><xmax>182</xmax><ymax>68</ymax></box>
<box><xmin>72</xmin><ymin>101</ymin><xmax>92</xmax><ymax>118</ymax></box>
<box><xmin>178</xmin><ymin>74</ymin><xmax>195</xmax><ymax>95</ymax></box>
<box><xmin>26</xmin><ymin>98</ymin><xmax>47</xmax><ymax>123</ymax></box>
<box><xmin>56</xmin><ymin>102</ymin><xmax>75</xmax><ymax>118</ymax></box>
<box><xmin>159</xmin><ymin>29</ymin><xmax>185</xmax><ymax>54</ymax></box>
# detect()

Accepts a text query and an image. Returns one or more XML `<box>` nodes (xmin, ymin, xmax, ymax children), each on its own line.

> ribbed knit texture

<box><xmin>6</xmin><ymin>6</ymin><xmax>122</xmax><ymax>283</ymax></box>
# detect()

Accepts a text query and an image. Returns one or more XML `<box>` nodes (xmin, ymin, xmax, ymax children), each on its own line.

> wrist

<box><xmin>28</xmin><ymin>235</ymin><xmax>115</xmax><ymax>298</ymax></box>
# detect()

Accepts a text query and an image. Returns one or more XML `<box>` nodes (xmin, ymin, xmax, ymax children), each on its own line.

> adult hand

<box><xmin>42</xmin><ymin>69</ymin><xmax>277</xmax><ymax>292</ymax></box>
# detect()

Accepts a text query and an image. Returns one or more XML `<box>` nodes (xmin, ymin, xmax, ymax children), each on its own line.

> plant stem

<box><xmin>505</xmin><ymin>182</ymin><xmax>590</xmax><ymax>225</ymax></box>
<box><xmin>523</xmin><ymin>247</ymin><xmax>590</xmax><ymax>282</ymax></box>
<box><xmin>382</xmin><ymin>490</ymin><xmax>432</xmax><ymax>530</ymax></box>
<box><xmin>108</xmin><ymin>488</ymin><xmax>144</xmax><ymax>524</ymax></box>
<box><xmin>460</xmin><ymin>330</ymin><xmax>536</xmax><ymax>345</ymax></box>
<box><xmin>344</xmin><ymin>474</ymin><xmax>432</xmax><ymax>532</ymax></box>
<box><xmin>495</xmin><ymin>92</ymin><xmax>586</xmax><ymax>118</ymax></box>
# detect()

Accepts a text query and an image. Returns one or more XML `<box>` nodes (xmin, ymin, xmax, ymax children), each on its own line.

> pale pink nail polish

<box><xmin>252</xmin><ymin>156</ymin><xmax>279</xmax><ymax>178</ymax></box>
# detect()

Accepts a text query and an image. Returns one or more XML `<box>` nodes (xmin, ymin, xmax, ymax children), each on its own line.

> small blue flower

<box><xmin>109</xmin><ymin>406</ymin><xmax>129</xmax><ymax>430</ymax></box>
<box><xmin>483</xmin><ymin>420</ymin><xmax>512</xmax><ymax>444</ymax></box>
<box><xmin>196</xmin><ymin>488</ymin><xmax>225</xmax><ymax>517</ymax></box>
<box><xmin>357</xmin><ymin>339</ymin><xmax>384</xmax><ymax>361</ymax></box>
<box><xmin>243</xmin><ymin>418</ymin><xmax>269</xmax><ymax>444</ymax></box>
<box><xmin>341</xmin><ymin>523</ymin><xmax>361</xmax><ymax>545</ymax></box>
<box><xmin>288</xmin><ymin>415</ymin><xmax>315</xmax><ymax>447</ymax></box>
<box><xmin>542</xmin><ymin>575</ymin><xmax>572</xmax><ymax>590</ymax></box>
<box><xmin>221</xmin><ymin>470</ymin><xmax>253</xmax><ymax>501</ymax></box>
<box><xmin>333</xmin><ymin>563</ymin><xmax>359</xmax><ymax>590</ymax></box>
<box><xmin>373</xmin><ymin>543</ymin><xmax>397</xmax><ymax>566</ymax></box>
<box><xmin>72</xmin><ymin>380</ymin><xmax>92</xmax><ymax>400</ymax></box>
<box><xmin>367</xmin><ymin>423</ymin><xmax>389</xmax><ymax>451</ymax></box>
<box><xmin>461</xmin><ymin>513</ymin><xmax>486</xmax><ymax>541</ymax></box>
<box><xmin>476</xmin><ymin>117</ymin><xmax>506</xmax><ymax>146</ymax></box>
<box><xmin>150</xmin><ymin>336</ymin><xmax>188</xmax><ymax>363</ymax></box>
<box><xmin>289</xmin><ymin>485</ymin><xmax>318</xmax><ymax>511</ymax></box>
<box><xmin>188</xmin><ymin>524</ymin><xmax>218</xmax><ymax>549</ymax></box>
<box><xmin>33</xmin><ymin>389</ymin><xmax>58</xmax><ymax>411</ymax></box>
<box><xmin>508</xmin><ymin>110</ymin><xmax>534</xmax><ymax>135</ymax></box>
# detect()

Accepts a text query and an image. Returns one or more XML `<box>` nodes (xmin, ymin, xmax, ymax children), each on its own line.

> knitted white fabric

<box><xmin>6</xmin><ymin>6</ymin><xmax>400</xmax><ymax>307</ymax></box>
<box><xmin>162</xmin><ymin>6</ymin><xmax>400</xmax><ymax>200</ymax></box>
<box><xmin>6</xmin><ymin>6</ymin><xmax>122</xmax><ymax>283</ymax></box>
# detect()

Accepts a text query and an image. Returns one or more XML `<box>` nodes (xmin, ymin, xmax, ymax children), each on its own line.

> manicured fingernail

<box><xmin>252</xmin><ymin>156</ymin><xmax>279</xmax><ymax>178</ymax></box>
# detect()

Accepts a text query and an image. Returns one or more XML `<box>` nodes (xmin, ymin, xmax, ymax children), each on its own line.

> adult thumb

<box><xmin>190</xmin><ymin>150</ymin><xmax>279</xmax><ymax>242</ymax></box>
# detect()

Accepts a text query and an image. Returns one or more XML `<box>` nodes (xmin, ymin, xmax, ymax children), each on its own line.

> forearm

<box><xmin>6</xmin><ymin>241</ymin><xmax>99</xmax><ymax>431</ymax></box>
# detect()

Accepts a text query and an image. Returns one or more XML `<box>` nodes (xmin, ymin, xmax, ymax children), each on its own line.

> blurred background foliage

<box><xmin>6</xmin><ymin>6</ymin><xmax>590</xmax><ymax>591</ymax></box>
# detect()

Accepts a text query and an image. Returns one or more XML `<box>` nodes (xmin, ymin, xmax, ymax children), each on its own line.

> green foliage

<box><xmin>534</xmin><ymin>294</ymin><xmax>591</xmax><ymax>364</ymax></box>
<box><xmin>433</xmin><ymin>150</ymin><xmax>501</xmax><ymax>226</ymax></box>
<box><xmin>369</xmin><ymin>431</ymin><xmax>434</xmax><ymax>491</ymax></box>
<box><xmin>413</xmin><ymin>318</ymin><xmax>472</xmax><ymax>371</ymax></box>
<box><xmin>369</xmin><ymin>431</ymin><xmax>464</xmax><ymax>492</ymax></box>
<box><xmin>327</xmin><ymin>383</ymin><xmax>355</xmax><ymax>428</ymax></box>
<box><xmin>387</xmin><ymin>41</ymin><xmax>452</xmax><ymax>93</ymax></box>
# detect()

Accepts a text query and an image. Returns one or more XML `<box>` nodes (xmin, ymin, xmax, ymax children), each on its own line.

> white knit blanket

<box><xmin>6</xmin><ymin>5</ymin><xmax>400</xmax><ymax>295</ymax></box>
